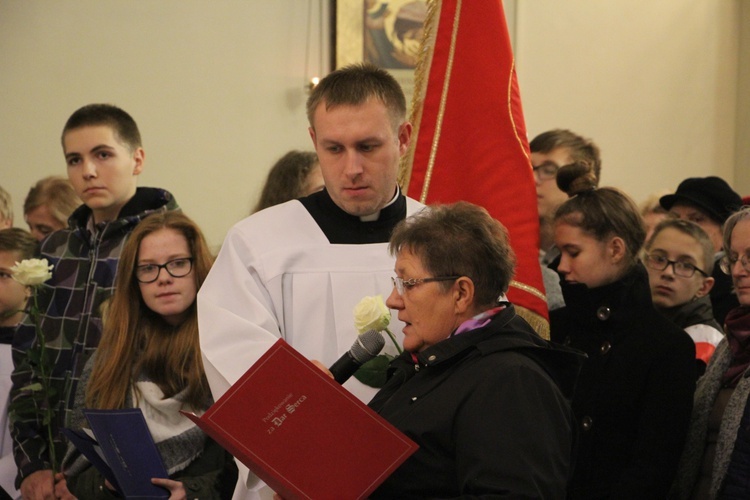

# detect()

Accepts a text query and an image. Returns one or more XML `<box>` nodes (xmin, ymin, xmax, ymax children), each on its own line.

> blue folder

<box><xmin>64</xmin><ymin>408</ymin><xmax>169</xmax><ymax>499</ymax></box>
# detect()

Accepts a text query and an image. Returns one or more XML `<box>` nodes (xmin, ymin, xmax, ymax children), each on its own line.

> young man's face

<box><xmin>309</xmin><ymin>98</ymin><xmax>411</xmax><ymax>217</ymax></box>
<box><xmin>646</xmin><ymin>227</ymin><xmax>714</xmax><ymax>309</ymax></box>
<box><xmin>63</xmin><ymin>125</ymin><xmax>143</xmax><ymax>224</ymax></box>
<box><xmin>0</xmin><ymin>250</ymin><xmax>30</xmax><ymax>327</ymax></box>
<box><xmin>531</xmin><ymin>147</ymin><xmax>572</xmax><ymax>220</ymax></box>
<box><xmin>669</xmin><ymin>202</ymin><xmax>723</xmax><ymax>253</ymax></box>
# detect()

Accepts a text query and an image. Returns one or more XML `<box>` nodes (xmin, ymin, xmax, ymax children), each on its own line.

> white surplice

<box><xmin>197</xmin><ymin>196</ymin><xmax>424</xmax><ymax>499</ymax></box>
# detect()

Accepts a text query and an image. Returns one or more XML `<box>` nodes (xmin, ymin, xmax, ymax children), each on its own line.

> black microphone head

<box><xmin>350</xmin><ymin>329</ymin><xmax>386</xmax><ymax>364</ymax></box>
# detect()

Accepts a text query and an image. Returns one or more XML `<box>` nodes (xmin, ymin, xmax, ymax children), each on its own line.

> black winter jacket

<box><xmin>369</xmin><ymin>305</ymin><xmax>584</xmax><ymax>499</ymax></box>
<box><xmin>551</xmin><ymin>264</ymin><xmax>696</xmax><ymax>499</ymax></box>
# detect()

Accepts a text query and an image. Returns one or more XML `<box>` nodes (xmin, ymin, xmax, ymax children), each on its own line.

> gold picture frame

<box><xmin>334</xmin><ymin>0</ymin><xmax>427</xmax><ymax>105</ymax></box>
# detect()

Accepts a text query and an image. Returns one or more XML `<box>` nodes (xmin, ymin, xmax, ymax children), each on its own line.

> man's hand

<box><xmin>20</xmin><ymin>469</ymin><xmax>55</xmax><ymax>500</ymax></box>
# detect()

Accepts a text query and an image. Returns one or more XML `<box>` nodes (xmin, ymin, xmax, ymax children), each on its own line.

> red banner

<box><xmin>400</xmin><ymin>0</ymin><xmax>548</xmax><ymax>335</ymax></box>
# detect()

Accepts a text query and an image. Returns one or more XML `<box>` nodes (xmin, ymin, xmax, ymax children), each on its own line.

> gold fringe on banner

<box><xmin>514</xmin><ymin>305</ymin><xmax>550</xmax><ymax>340</ymax></box>
<box><xmin>398</xmin><ymin>0</ymin><xmax>440</xmax><ymax>192</ymax></box>
<box><xmin>509</xmin><ymin>280</ymin><xmax>550</xmax><ymax>339</ymax></box>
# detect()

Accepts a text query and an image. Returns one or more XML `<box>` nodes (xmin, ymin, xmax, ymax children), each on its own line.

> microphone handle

<box><xmin>329</xmin><ymin>352</ymin><xmax>360</xmax><ymax>384</ymax></box>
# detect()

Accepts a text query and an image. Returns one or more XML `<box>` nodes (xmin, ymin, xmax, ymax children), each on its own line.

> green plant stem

<box><xmin>384</xmin><ymin>327</ymin><xmax>402</xmax><ymax>355</ymax></box>
<box><xmin>32</xmin><ymin>291</ymin><xmax>56</xmax><ymax>473</ymax></box>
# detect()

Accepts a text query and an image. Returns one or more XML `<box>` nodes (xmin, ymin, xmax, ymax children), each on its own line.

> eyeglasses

<box><xmin>720</xmin><ymin>254</ymin><xmax>750</xmax><ymax>275</ymax></box>
<box><xmin>644</xmin><ymin>253</ymin><xmax>708</xmax><ymax>278</ymax></box>
<box><xmin>532</xmin><ymin>162</ymin><xmax>559</xmax><ymax>181</ymax></box>
<box><xmin>391</xmin><ymin>276</ymin><xmax>460</xmax><ymax>296</ymax></box>
<box><xmin>135</xmin><ymin>258</ymin><xmax>194</xmax><ymax>283</ymax></box>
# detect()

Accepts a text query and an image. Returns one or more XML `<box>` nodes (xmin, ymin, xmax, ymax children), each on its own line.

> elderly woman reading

<box><xmin>366</xmin><ymin>201</ymin><xmax>583</xmax><ymax>499</ymax></box>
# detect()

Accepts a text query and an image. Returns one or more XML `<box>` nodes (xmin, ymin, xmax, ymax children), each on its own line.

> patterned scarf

<box><xmin>133</xmin><ymin>378</ymin><xmax>208</xmax><ymax>475</ymax></box>
<box><xmin>721</xmin><ymin>306</ymin><xmax>750</xmax><ymax>387</ymax></box>
<box><xmin>453</xmin><ymin>304</ymin><xmax>508</xmax><ymax>336</ymax></box>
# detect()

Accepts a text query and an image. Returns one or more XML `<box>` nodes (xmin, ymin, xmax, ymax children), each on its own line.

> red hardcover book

<box><xmin>182</xmin><ymin>338</ymin><xmax>418</xmax><ymax>499</ymax></box>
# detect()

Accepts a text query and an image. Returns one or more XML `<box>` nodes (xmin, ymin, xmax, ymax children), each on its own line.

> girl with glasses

<box><xmin>549</xmin><ymin>162</ymin><xmax>696</xmax><ymax>498</ymax></box>
<box><xmin>56</xmin><ymin>211</ymin><xmax>236</xmax><ymax>499</ymax></box>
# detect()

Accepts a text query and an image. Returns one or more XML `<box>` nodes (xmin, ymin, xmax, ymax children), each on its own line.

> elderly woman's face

<box><xmin>728</xmin><ymin>219</ymin><xmax>750</xmax><ymax>306</ymax></box>
<box><xmin>386</xmin><ymin>248</ymin><xmax>460</xmax><ymax>353</ymax></box>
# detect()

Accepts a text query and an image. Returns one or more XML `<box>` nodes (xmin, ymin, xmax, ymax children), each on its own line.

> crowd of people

<box><xmin>0</xmin><ymin>62</ymin><xmax>748</xmax><ymax>499</ymax></box>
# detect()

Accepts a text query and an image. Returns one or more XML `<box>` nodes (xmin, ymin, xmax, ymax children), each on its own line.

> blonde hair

<box><xmin>639</xmin><ymin>190</ymin><xmax>671</xmax><ymax>218</ymax></box>
<box><xmin>23</xmin><ymin>176</ymin><xmax>82</xmax><ymax>226</ymax></box>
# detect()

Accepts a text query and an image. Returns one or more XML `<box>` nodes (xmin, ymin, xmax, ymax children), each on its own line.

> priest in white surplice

<box><xmin>197</xmin><ymin>63</ymin><xmax>425</xmax><ymax>499</ymax></box>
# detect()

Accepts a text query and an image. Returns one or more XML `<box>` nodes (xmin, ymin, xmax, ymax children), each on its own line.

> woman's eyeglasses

<box><xmin>391</xmin><ymin>276</ymin><xmax>460</xmax><ymax>296</ymax></box>
<box><xmin>720</xmin><ymin>254</ymin><xmax>750</xmax><ymax>275</ymax></box>
<box><xmin>135</xmin><ymin>258</ymin><xmax>194</xmax><ymax>283</ymax></box>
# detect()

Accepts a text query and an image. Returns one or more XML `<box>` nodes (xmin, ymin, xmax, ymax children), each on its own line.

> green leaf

<box><xmin>19</xmin><ymin>382</ymin><xmax>43</xmax><ymax>392</ymax></box>
<box><xmin>353</xmin><ymin>354</ymin><xmax>394</xmax><ymax>388</ymax></box>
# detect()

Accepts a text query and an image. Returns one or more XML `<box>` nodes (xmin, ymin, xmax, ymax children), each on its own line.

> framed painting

<box><xmin>333</xmin><ymin>1</ymin><xmax>516</xmax><ymax>107</ymax></box>
<box><xmin>334</xmin><ymin>0</ymin><xmax>427</xmax><ymax>105</ymax></box>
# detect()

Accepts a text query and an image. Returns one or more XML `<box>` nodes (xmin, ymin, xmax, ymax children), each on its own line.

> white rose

<box><xmin>11</xmin><ymin>259</ymin><xmax>53</xmax><ymax>286</ymax></box>
<box><xmin>353</xmin><ymin>295</ymin><xmax>391</xmax><ymax>333</ymax></box>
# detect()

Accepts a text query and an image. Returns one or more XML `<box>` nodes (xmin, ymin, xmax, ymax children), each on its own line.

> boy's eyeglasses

<box><xmin>644</xmin><ymin>253</ymin><xmax>707</xmax><ymax>278</ymax></box>
<box><xmin>532</xmin><ymin>163</ymin><xmax>559</xmax><ymax>181</ymax></box>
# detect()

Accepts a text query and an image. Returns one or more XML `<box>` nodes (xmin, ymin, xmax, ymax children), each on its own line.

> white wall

<box><xmin>0</xmin><ymin>1</ymin><xmax>745</xmax><ymax>249</ymax></box>
<box><xmin>737</xmin><ymin>0</ymin><xmax>750</xmax><ymax>193</ymax></box>
<box><xmin>0</xmin><ymin>0</ymin><xmax>329</xmax><ymax>248</ymax></box>
<box><xmin>515</xmin><ymin>0</ymin><xmax>741</xmax><ymax>204</ymax></box>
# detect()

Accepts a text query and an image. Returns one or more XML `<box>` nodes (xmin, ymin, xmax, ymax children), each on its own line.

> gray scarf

<box><xmin>671</xmin><ymin>339</ymin><xmax>750</xmax><ymax>499</ymax></box>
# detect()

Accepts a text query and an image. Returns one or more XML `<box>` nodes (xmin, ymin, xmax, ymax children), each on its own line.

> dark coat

<box><xmin>369</xmin><ymin>305</ymin><xmax>585</xmax><ymax>499</ymax></box>
<box><xmin>550</xmin><ymin>264</ymin><xmax>696</xmax><ymax>499</ymax></box>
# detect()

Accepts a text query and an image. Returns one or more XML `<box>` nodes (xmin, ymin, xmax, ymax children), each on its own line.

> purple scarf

<box><xmin>453</xmin><ymin>306</ymin><xmax>507</xmax><ymax>336</ymax></box>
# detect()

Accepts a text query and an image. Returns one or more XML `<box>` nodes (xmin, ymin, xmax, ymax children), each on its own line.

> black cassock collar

<box><xmin>299</xmin><ymin>188</ymin><xmax>406</xmax><ymax>244</ymax></box>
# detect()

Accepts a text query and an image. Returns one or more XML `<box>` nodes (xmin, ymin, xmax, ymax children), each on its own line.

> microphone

<box><xmin>329</xmin><ymin>329</ymin><xmax>386</xmax><ymax>384</ymax></box>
